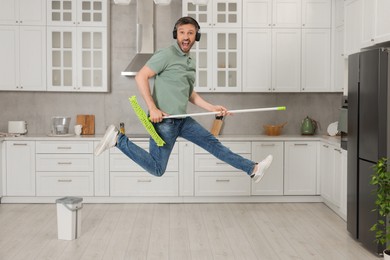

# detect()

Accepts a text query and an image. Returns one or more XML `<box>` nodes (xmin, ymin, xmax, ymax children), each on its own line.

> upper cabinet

<box><xmin>46</xmin><ymin>0</ymin><xmax>109</xmax><ymax>92</ymax></box>
<box><xmin>47</xmin><ymin>0</ymin><xmax>108</xmax><ymax>27</ymax></box>
<box><xmin>0</xmin><ymin>0</ymin><xmax>46</xmax><ymax>91</ymax></box>
<box><xmin>242</xmin><ymin>0</ymin><xmax>332</xmax><ymax>92</ymax></box>
<box><xmin>0</xmin><ymin>0</ymin><xmax>46</xmax><ymax>25</ymax></box>
<box><xmin>344</xmin><ymin>0</ymin><xmax>390</xmax><ymax>56</ymax></box>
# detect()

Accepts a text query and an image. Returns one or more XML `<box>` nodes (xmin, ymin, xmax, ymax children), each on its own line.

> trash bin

<box><xmin>56</xmin><ymin>197</ymin><xmax>83</xmax><ymax>240</ymax></box>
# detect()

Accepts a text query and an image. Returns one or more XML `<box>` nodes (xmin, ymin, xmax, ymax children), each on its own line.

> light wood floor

<box><xmin>0</xmin><ymin>202</ymin><xmax>381</xmax><ymax>260</ymax></box>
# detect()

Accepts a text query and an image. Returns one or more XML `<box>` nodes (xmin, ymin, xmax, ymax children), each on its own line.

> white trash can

<box><xmin>56</xmin><ymin>197</ymin><xmax>83</xmax><ymax>240</ymax></box>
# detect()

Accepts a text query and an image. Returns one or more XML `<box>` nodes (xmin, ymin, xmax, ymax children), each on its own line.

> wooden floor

<box><xmin>0</xmin><ymin>202</ymin><xmax>381</xmax><ymax>260</ymax></box>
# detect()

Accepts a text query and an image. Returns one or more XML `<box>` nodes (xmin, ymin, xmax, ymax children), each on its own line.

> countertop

<box><xmin>0</xmin><ymin>134</ymin><xmax>341</xmax><ymax>147</ymax></box>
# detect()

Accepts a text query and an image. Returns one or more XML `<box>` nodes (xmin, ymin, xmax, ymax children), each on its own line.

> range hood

<box><xmin>121</xmin><ymin>0</ymin><xmax>155</xmax><ymax>76</ymax></box>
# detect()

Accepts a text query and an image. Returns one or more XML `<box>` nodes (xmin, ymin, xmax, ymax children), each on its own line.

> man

<box><xmin>95</xmin><ymin>16</ymin><xmax>272</xmax><ymax>183</ymax></box>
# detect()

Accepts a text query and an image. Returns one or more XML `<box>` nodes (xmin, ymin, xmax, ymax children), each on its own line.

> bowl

<box><xmin>51</xmin><ymin>116</ymin><xmax>71</xmax><ymax>135</ymax></box>
<box><xmin>263</xmin><ymin>122</ymin><xmax>287</xmax><ymax>136</ymax></box>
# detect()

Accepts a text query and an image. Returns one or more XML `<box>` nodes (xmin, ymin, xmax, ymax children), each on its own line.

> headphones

<box><xmin>172</xmin><ymin>17</ymin><xmax>201</xmax><ymax>42</ymax></box>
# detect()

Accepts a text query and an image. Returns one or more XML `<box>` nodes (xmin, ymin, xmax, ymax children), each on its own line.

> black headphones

<box><xmin>172</xmin><ymin>17</ymin><xmax>201</xmax><ymax>42</ymax></box>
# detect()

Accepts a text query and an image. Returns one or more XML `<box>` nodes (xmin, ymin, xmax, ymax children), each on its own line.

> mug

<box><xmin>74</xmin><ymin>124</ymin><xmax>83</xmax><ymax>135</ymax></box>
<box><xmin>8</xmin><ymin>121</ymin><xmax>27</xmax><ymax>134</ymax></box>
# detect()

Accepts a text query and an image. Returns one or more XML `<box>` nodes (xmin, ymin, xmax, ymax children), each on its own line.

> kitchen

<box><xmin>0</xmin><ymin>0</ymin><xmax>388</xmax><ymax>259</ymax></box>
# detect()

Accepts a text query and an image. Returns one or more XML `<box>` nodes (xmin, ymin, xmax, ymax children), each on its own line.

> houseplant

<box><xmin>370</xmin><ymin>158</ymin><xmax>390</xmax><ymax>258</ymax></box>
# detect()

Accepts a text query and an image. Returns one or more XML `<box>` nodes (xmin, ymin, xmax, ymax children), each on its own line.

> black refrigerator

<box><xmin>347</xmin><ymin>46</ymin><xmax>390</xmax><ymax>255</ymax></box>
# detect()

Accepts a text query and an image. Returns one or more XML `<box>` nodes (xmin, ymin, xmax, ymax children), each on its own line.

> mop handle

<box><xmin>163</xmin><ymin>106</ymin><xmax>286</xmax><ymax>119</ymax></box>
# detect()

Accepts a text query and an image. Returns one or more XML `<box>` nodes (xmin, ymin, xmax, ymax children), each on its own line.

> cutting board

<box><xmin>76</xmin><ymin>115</ymin><xmax>95</xmax><ymax>135</ymax></box>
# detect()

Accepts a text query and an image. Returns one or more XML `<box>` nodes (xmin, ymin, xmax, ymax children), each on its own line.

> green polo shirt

<box><xmin>146</xmin><ymin>42</ymin><xmax>195</xmax><ymax>115</ymax></box>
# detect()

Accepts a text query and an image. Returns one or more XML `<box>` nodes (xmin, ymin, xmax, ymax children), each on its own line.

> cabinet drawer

<box><xmin>36</xmin><ymin>172</ymin><xmax>93</xmax><ymax>196</ymax></box>
<box><xmin>110</xmin><ymin>143</ymin><xmax>178</xmax><ymax>154</ymax></box>
<box><xmin>195</xmin><ymin>172</ymin><xmax>250</xmax><ymax>196</ymax></box>
<box><xmin>195</xmin><ymin>142</ymin><xmax>251</xmax><ymax>154</ymax></box>
<box><xmin>194</xmin><ymin>153</ymin><xmax>251</xmax><ymax>172</ymax></box>
<box><xmin>36</xmin><ymin>154</ymin><xmax>93</xmax><ymax>171</ymax></box>
<box><xmin>110</xmin><ymin>153</ymin><xmax>178</xmax><ymax>172</ymax></box>
<box><xmin>36</xmin><ymin>141</ymin><xmax>93</xmax><ymax>154</ymax></box>
<box><xmin>110</xmin><ymin>172</ymin><xmax>178</xmax><ymax>196</ymax></box>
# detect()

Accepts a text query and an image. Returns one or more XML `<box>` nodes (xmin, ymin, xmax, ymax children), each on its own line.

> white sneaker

<box><xmin>95</xmin><ymin>125</ymin><xmax>119</xmax><ymax>156</ymax></box>
<box><xmin>251</xmin><ymin>155</ymin><xmax>273</xmax><ymax>183</ymax></box>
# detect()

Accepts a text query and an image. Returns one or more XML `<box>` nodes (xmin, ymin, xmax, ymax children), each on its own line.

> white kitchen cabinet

<box><xmin>344</xmin><ymin>0</ymin><xmax>362</xmax><ymax>56</ymax></box>
<box><xmin>334</xmin><ymin>0</ymin><xmax>344</xmax><ymax>28</ymax></box>
<box><xmin>35</xmin><ymin>141</ymin><xmax>94</xmax><ymax>196</ymax></box>
<box><xmin>340</xmin><ymin>149</ymin><xmax>347</xmax><ymax>219</ymax></box>
<box><xmin>94</xmin><ymin>140</ymin><xmax>109</xmax><ymax>196</ymax></box>
<box><xmin>374</xmin><ymin>0</ymin><xmax>390</xmax><ymax>44</ymax></box>
<box><xmin>109</xmin><ymin>143</ymin><xmax>179</xmax><ymax>197</ymax></box>
<box><xmin>5</xmin><ymin>141</ymin><xmax>36</xmax><ymax>196</ymax></box>
<box><xmin>301</xmin><ymin>29</ymin><xmax>331</xmax><ymax>92</ymax></box>
<box><xmin>360</xmin><ymin>0</ymin><xmax>376</xmax><ymax>48</ymax></box>
<box><xmin>284</xmin><ymin>141</ymin><xmax>317</xmax><ymax>195</ymax></box>
<box><xmin>0</xmin><ymin>0</ymin><xmax>46</xmax><ymax>25</ymax></box>
<box><xmin>333</xmin><ymin>25</ymin><xmax>346</xmax><ymax>92</ymax></box>
<box><xmin>252</xmin><ymin>142</ymin><xmax>284</xmax><ymax>195</ymax></box>
<box><xmin>320</xmin><ymin>143</ymin><xmax>333</xmax><ymax>201</ymax></box>
<box><xmin>184</xmin><ymin>1</ymin><xmax>242</xmax><ymax>92</ymax></box>
<box><xmin>194</xmin><ymin>142</ymin><xmax>251</xmax><ymax>196</ymax></box>
<box><xmin>0</xmin><ymin>25</ymin><xmax>46</xmax><ymax>91</ymax></box>
<box><xmin>182</xmin><ymin>0</ymin><xmax>241</xmax><ymax>28</ymax></box>
<box><xmin>47</xmin><ymin>0</ymin><xmax>107</xmax><ymax>26</ymax></box>
<box><xmin>302</xmin><ymin>0</ymin><xmax>331</xmax><ymax>28</ymax></box>
<box><xmin>243</xmin><ymin>0</ymin><xmax>302</xmax><ymax>28</ymax></box>
<box><xmin>179</xmin><ymin>142</ymin><xmax>195</xmax><ymax>196</ymax></box>
<box><xmin>47</xmin><ymin>27</ymin><xmax>108</xmax><ymax>92</ymax></box>
<box><xmin>47</xmin><ymin>0</ymin><xmax>109</xmax><ymax>92</ymax></box>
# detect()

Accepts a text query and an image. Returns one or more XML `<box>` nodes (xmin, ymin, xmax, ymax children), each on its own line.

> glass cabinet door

<box><xmin>193</xmin><ymin>29</ymin><xmax>212</xmax><ymax>92</ymax></box>
<box><xmin>182</xmin><ymin>0</ymin><xmax>212</xmax><ymax>28</ymax></box>
<box><xmin>77</xmin><ymin>28</ymin><xmax>107</xmax><ymax>91</ymax></box>
<box><xmin>213</xmin><ymin>29</ymin><xmax>241</xmax><ymax>92</ymax></box>
<box><xmin>212</xmin><ymin>0</ymin><xmax>241</xmax><ymax>28</ymax></box>
<box><xmin>47</xmin><ymin>0</ymin><xmax>76</xmax><ymax>25</ymax></box>
<box><xmin>47</xmin><ymin>27</ymin><xmax>77</xmax><ymax>90</ymax></box>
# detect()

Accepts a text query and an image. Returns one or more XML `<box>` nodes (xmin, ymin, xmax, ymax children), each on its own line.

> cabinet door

<box><xmin>333</xmin><ymin>25</ymin><xmax>346</xmax><ymax>92</ymax></box>
<box><xmin>320</xmin><ymin>143</ymin><xmax>333</xmax><ymax>201</ymax></box>
<box><xmin>252</xmin><ymin>142</ymin><xmax>284</xmax><ymax>195</ymax></box>
<box><xmin>301</xmin><ymin>29</ymin><xmax>331</xmax><ymax>92</ymax></box>
<box><xmin>213</xmin><ymin>29</ymin><xmax>241</xmax><ymax>92</ymax></box>
<box><xmin>19</xmin><ymin>26</ymin><xmax>46</xmax><ymax>91</ymax></box>
<box><xmin>333</xmin><ymin>147</ymin><xmax>343</xmax><ymax>207</ymax></box>
<box><xmin>334</xmin><ymin>0</ymin><xmax>344</xmax><ymax>27</ymax></box>
<box><xmin>193</xmin><ymin>29</ymin><xmax>213</xmax><ymax>92</ymax></box>
<box><xmin>272</xmin><ymin>29</ymin><xmax>301</xmax><ymax>92</ymax></box>
<box><xmin>344</xmin><ymin>0</ymin><xmax>363</xmax><ymax>56</ymax></box>
<box><xmin>179</xmin><ymin>142</ymin><xmax>194</xmax><ymax>196</ymax></box>
<box><xmin>76</xmin><ymin>27</ymin><xmax>107</xmax><ymax>92</ymax></box>
<box><xmin>0</xmin><ymin>26</ymin><xmax>18</xmax><ymax>90</ymax></box>
<box><xmin>212</xmin><ymin>0</ymin><xmax>242</xmax><ymax>28</ymax></box>
<box><xmin>273</xmin><ymin>0</ymin><xmax>301</xmax><ymax>28</ymax></box>
<box><xmin>47</xmin><ymin>0</ymin><xmax>77</xmax><ymax>25</ymax></box>
<box><xmin>243</xmin><ymin>0</ymin><xmax>272</xmax><ymax>28</ymax></box>
<box><xmin>340</xmin><ymin>149</ymin><xmax>347</xmax><ymax>219</ymax></box>
<box><xmin>19</xmin><ymin>0</ymin><xmax>46</xmax><ymax>25</ymax></box>
<box><xmin>375</xmin><ymin>0</ymin><xmax>390</xmax><ymax>43</ymax></box>
<box><xmin>242</xmin><ymin>28</ymin><xmax>272</xmax><ymax>92</ymax></box>
<box><xmin>182</xmin><ymin>0</ymin><xmax>213</xmax><ymax>27</ymax></box>
<box><xmin>47</xmin><ymin>27</ymin><xmax>77</xmax><ymax>91</ymax></box>
<box><xmin>360</xmin><ymin>0</ymin><xmax>376</xmax><ymax>48</ymax></box>
<box><xmin>284</xmin><ymin>141</ymin><xmax>317</xmax><ymax>195</ymax></box>
<box><xmin>76</xmin><ymin>0</ymin><xmax>107</xmax><ymax>27</ymax></box>
<box><xmin>301</xmin><ymin>0</ymin><xmax>331</xmax><ymax>28</ymax></box>
<box><xmin>0</xmin><ymin>0</ymin><xmax>18</xmax><ymax>25</ymax></box>
<box><xmin>94</xmin><ymin>141</ymin><xmax>109</xmax><ymax>196</ymax></box>
<box><xmin>6</xmin><ymin>141</ymin><xmax>36</xmax><ymax>196</ymax></box>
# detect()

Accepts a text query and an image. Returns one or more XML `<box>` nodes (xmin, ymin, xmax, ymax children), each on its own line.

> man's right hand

<box><xmin>149</xmin><ymin>108</ymin><xmax>168</xmax><ymax>123</ymax></box>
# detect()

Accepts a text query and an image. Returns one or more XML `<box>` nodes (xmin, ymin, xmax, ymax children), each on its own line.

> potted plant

<box><xmin>370</xmin><ymin>158</ymin><xmax>390</xmax><ymax>258</ymax></box>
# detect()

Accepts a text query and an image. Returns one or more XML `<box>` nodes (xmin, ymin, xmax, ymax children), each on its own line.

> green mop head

<box><xmin>129</xmin><ymin>96</ymin><xmax>166</xmax><ymax>147</ymax></box>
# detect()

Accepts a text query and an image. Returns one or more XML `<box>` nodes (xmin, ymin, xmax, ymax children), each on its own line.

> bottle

<box><xmin>119</xmin><ymin>122</ymin><xmax>125</xmax><ymax>134</ymax></box>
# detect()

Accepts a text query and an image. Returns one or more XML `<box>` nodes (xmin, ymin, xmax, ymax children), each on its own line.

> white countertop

<box><xmin>0</xmin><ymin>134</ymin><xmax>341</xmax><ymax>147</ymax></box>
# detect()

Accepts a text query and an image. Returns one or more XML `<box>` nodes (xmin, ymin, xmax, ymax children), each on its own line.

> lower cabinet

<box><xmin>109</xmin><ymin>143</ymin><xmax>179</xmax><ymax>196</ymax></box>
<box><xmin>251</xmin><ymin>141</ymin><xmax>284</xmax><ymax>195</ymax></box>
<box><xmin>6</xmin><ymin>141</ymin><xmax>36</xmax><ymax>196</ymax></box>
<box><xmin>194</xmin><ymin>142</ymin><xmax>252</xmax><ymax>196</ymax></box>
<box><xmin>284</xmin><ymin>141</ymin><xmax>318</xmax><ymax>195</ymax></box>
<box><xmin>35</xmin><ymin>141</ymin><xmax>94</xmax><ymax>196</ymax></box>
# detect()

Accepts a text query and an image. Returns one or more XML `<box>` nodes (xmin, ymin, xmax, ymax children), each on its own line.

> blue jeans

<box><xmin>116</xmin><ymin>117</ymin><xmax>256</xmax><ymax>177</ymax></box>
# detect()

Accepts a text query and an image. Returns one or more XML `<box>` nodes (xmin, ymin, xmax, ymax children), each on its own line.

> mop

<box><xmin>129</xmin><ymin>96</ymin><xmax>286</xmax><ymax>146</ymax></box>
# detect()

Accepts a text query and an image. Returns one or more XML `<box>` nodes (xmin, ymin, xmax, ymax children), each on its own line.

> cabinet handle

<box><xmin>294</xmin><ymin>143</ymin><xmax>308</xmax><ymax>146</ymax></box>
<box><xmin>216</xmin><ymin>162</ymin><xmax>228</xmax><ymax>165</ymax></box>
<box><xmin>58</xmin><ymin>162</ymin><xmax>72</xmax><ymax>165</ymax></box>
<box><xmin>322</xmin><ymin>144</ymin><xmax>329</xmax><ymax>148</ymax></box>
<box><xmin>57</xmin><ymin>146</ymin><xmax>72</xmax><ymax>150</ymax></box>
<box><xmin>334</xmin><ymin>148</ymin><xmax>342</xmax><ymax>153</ymax></box>
<box><xmin>261</xmin><ymin>143</ymin><xmax>276</xmax><ymax>147</ymax></box>
<box><xmin>58</xmin><ymin>179</ymin><xmax>72</xmax><ymax>182</ymax></box>
<box><xmin>216</xmin><ymin>179</ymin><xmax>230</xmax><ymax>182</ymax></box>
<box><xmin>137</xmin><ymin>179</ymin><xmax>152</xmax><ymax>183</ymax></box>
<box><xmin>13</xmin><ymin>143</ymin><xmax>28</xmax><ymax>146</ymax></box>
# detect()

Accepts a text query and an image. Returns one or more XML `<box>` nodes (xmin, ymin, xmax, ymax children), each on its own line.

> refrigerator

<box><xmin>347</xmin><ymin>46</ymin><xmax>390</xmax><ymax>255</ymax></box>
